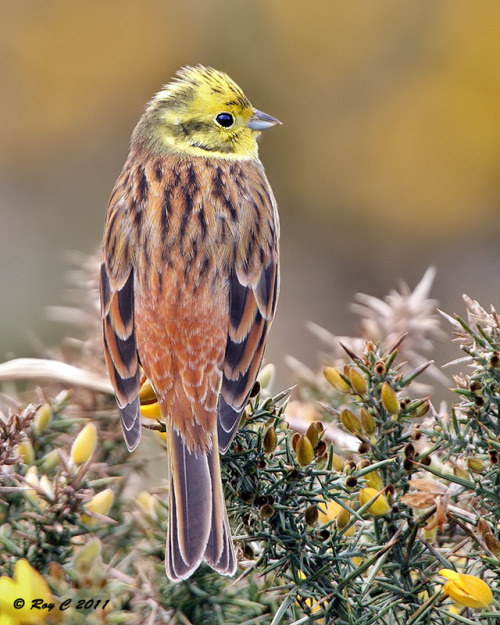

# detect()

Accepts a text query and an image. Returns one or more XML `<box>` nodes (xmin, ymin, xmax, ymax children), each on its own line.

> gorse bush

<box><xmin>0</xmin><ymin>268</ymin><xmax>499</xmax><ymax>624</ymax></box>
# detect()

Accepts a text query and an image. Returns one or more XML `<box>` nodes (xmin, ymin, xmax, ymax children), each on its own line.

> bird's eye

<box><xmin>215</xmin><ymin>112</ymin><xmax>234</xmax><ymax>128</ymax></box>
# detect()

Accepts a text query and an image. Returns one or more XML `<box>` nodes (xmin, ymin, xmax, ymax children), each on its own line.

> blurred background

<box><xmin>2</xmin><ymin>0</ymin><xmax>500</xmax><ymax>389</ymax></box>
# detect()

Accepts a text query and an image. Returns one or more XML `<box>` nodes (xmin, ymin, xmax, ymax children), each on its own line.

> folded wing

<box><xmin>218</xmin><ymin>246</ymin><xmax>279</xmax><ymax>453</ymax></box>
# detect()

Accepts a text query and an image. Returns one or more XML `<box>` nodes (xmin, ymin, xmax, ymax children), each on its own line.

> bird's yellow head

<box><xmin>133</xmin><ymin>65</ymin><xmax>280</xmax><ymax>160</ymax></box>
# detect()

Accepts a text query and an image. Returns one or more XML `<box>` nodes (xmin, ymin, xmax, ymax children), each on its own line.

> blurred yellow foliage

<box><xmin>3</xmin><ymin>0</ymin><xmax>500</xmax><ymax>376</ymax></box>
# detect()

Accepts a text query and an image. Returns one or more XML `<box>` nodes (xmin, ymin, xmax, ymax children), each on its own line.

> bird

<box><xmin>99</xmin><ymin>65</ymin><xmax>280</xmax><ymax>581</ymax></box>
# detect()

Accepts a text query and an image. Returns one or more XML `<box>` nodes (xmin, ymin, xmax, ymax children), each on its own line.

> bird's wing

<box><xmin>100</xmin><ymin>194</ymin><xmax>141</xmax><ymax>452</ymax></box>
<box><xmin>218</xmin><ymin>192</ymin><xmax>279</xmax><ymax>453</ymax></box>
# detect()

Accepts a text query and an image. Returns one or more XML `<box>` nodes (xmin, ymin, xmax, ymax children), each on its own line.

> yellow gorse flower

<box><xmin>380</xmin><ymin>382</ymin><xmax>399</xmax><ymax>415</ymax></box>
<box><xmin>139</xmin><ymin>379</ymin><xmax>161</xmax><ymax>418</ymax></box>
<box><xmin>16</xmin><ymin>440</ymin><xmax>34</xmax><ymax>465</ymax></box>
<box><xmin>81</xmin><ymin>488</ymin><xmax>114</xmax><ymax>526</ymax></box>
<box><xmin>318</xmin><ymin>500</ymin><xmax>355</xmax><ymax>536</ymax></box>
<box><xmin>73</xmin><ymin>538</ymin><xmax>102</xmax><ymax>574</ymax></box>
<box><xmin>439</xmin><ymin>569</ymin><xmax>493</xmax><ymax>609</ymax></box>
<box><xmin>359</xmin><ymin>487</ymin><xmax>390</xmax><ymax>516</ymax></box>
<box><xmin>70</xmin><ymin>423</ymin><xmax>97</xmax><ymax>465</ymax></box>
<box><xmin>318</xmin><ymin>500</ymin><xmax>343</xmax><ymax>525</ymax></box>
<box><xmin>33</xmin><ymin>403</ymin><xmax>51</xmax><ymax>435</ymax></box>
<box><xmin>139</xmin><ymin>377</ymin><xmax>165</xmax><ymax>442</ymax></box>
<box><xmin>323</xmin><ymin>367</ymin><xmax>350</xmax><ymax>393</ymax></box>
<box><xmin>0</xmin><ymin>558</ymin><xmax>53</xmax><ymax>624</ymax></box>
<box><xmin>364</xmin><ymin>470</ymin><xmax>383</xmax><ymax>491</ymax></box>
<box><xmin>136</xmin><ymin>490</ymin><xmax>160</xmax><ymax>522</ymax></box>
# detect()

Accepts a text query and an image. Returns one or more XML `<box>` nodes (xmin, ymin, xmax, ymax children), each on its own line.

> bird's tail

<box><xmin>165</xmin><ymin>425</ymin><xmax>237</xmax><ymax>582</ymax></box>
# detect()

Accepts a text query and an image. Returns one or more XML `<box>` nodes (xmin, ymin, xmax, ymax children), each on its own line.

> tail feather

<box><xmin>166</xmin><ymin>427</ymin><xmax>212</xmax><ymax>581</ymax></box>
<box><xmin>203</xmin><ymin>440</ymin><xmax>237</xmax><ymax>576</ymax></box>
<box><xmin>208</xmin><ymin>513</ymin><xmax>236</xmax><ymax>575</ymax></box>
<box><xmin>167</xmin><ymin>492</ymin><xmax>197</xmax><ymax>580</ymax></box>
<box><xmin>165</xmin><ymin>426</ymin><xmax>237</xmax><ymax>582</ymax></box>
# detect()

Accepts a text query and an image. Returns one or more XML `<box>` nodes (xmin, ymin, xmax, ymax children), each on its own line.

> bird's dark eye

<box><xmin>215</xmin><ymin>112</ymin><xmax>234</xmax><ymax>128</ymax></box>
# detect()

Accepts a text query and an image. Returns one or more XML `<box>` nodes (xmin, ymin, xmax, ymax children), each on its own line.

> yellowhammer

<box><xmin>100</xmin><ymin>66</ymin><xmax>280</xmax><ymax>581</ymax></box>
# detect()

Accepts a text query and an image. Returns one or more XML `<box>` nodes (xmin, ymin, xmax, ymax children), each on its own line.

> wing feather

<box><xmin>218</xmin><ymin>251</ymin><xmax>278</xmax><ymax>453</ymax></box>
<box><xmin>100</xmin><ymin>261</ymin><xmax>141</xmax><ymax>452</ymax></box>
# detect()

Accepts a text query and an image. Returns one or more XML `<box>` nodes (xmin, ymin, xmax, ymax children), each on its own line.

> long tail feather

<box><xmin>203</xmin><ymin>437</ymin><xmax>237</xmax><ymax>576</ymax></box>
<box><xmin>166</xmin><ymin>426</ymin><xmax>212</xmax><ymax>581</ymax></box>
<box><xmin>165</xmin><ymin>425</ymin><xmax>237</xmax><ymax>581</ymax></box>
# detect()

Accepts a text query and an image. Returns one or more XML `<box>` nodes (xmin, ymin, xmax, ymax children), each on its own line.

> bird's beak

<box><xmin>247</xmin><ymin>108</ymin><xmax>281</xmax><ymax>131</ymax></box>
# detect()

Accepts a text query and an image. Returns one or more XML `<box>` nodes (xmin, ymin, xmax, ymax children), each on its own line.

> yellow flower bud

<box><xmin>439</xmin><ymin>569</ymin><xmax>493</xmax><ymax>609</ymax></box>
<box><xmin>340</xmin><ymin>409</ymin><xmax>362</xmax><ymax>434</ymax></box>
<box><xmin>257</xmin><ymin>363</ymin><xmax>275</xmax><ymax>390</ymax></box>
<box><xmin>295</xmin><ymin>434</ymin><xmax>314</xmax><ymax>466</ymax></box>
<box><xmin>323</xmin><ymin>367</ymin><xmax>350</xmax><ymax>392</ymax></box>
<box><xmin>381</xmin><ymin>382</ymin><xmax>399</xmax><ymax>415</ymax></box>
<box><xmin>73</xmin><ymin>538</ymin><xmax>102</xmax><ymax>574</ymax></box>
<box><xmin>365</xmin><ymin>470</ymin><xmax>383</xmax><ymax>491</ymax></box>
<box><xmin>33</xmin><ymin>403</ymin><xmax>52</xmax><ymax>434</ymax></box>
<box><xmin>136</xmin><ymin>490</ymin><xmax>160</xmax><ymax>521</ymax></box>
<box><xmin>336</xmin><ymin>506</ymin><xmax>351</xmax><ymax>530</ymax></box>
<box><xmin>305</xmin><ymin>421</ymin><xmax>323</xmax><ymax>448</ymax></box>
<box><xmin>360</xmin><ymin>408</ymin><xmax>376</xmax><ymax>436</ymax></box>
<box><xmin>40</xmin><ymin>449</ymin><xmax>60</xmax><ymax>471</ymax></box>
<box><xmin>263</xmin><ymin>426</ymin><xmax>278</xmax><ymax>454</ymax></box>
<box><xmin>467</xmin><ymin>457</ymin><xmax>486</xmax><ymax>473</ymax></box>
<box><xmin>349</xmin><ymin>368</ymin><xmax>367</xmax><ymax>395</ymax></box>
<box><xmin>71</xmin><ymin>423</ymin><xmax>97</xmax><ymax>465</ymax></box>
<box><xmin>359</xmin><ymin>487</ymin><xmax>390</xmax><ymax>516</ymax></box>
<box><xmin>82</xmin><ymin>489</ymin><xmax>114</xmax><ymax>526</ymax></box>
<box><xmin>16</xmin><ymin>440</ymin><xmax>34</xmax><ymax>465</ymax></box>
